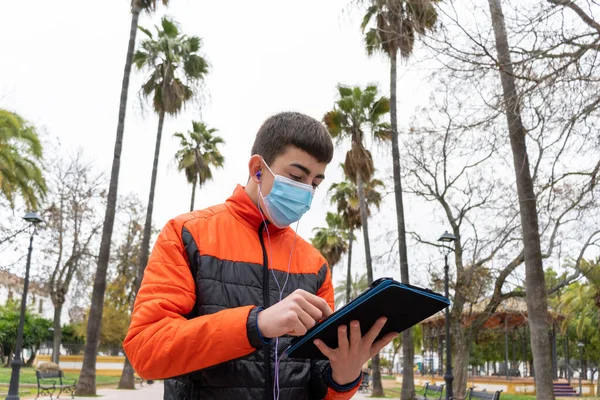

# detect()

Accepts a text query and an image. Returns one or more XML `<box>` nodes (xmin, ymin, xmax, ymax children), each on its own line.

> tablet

<box><xmin>285</xmin><ymin>277</ymin><xmax>450</xmax><ymax>359</ymax></box>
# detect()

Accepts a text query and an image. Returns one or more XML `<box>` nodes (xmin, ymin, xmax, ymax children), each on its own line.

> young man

<box><xmin>124</xmin><ymin>112</ymin><xmax>396</xmax><ymax>400</ymax></box>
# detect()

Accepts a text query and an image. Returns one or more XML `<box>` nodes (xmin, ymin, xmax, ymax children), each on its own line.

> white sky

<box><xmin>0</xmin><ymin>0</ymin><xmax>455</xmax><ymax>290</ymax></box>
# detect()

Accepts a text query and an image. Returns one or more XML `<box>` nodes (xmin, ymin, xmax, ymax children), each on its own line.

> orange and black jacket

<box><xmin>124</xmin><ymin>185</ymin><xmax>362</xmax><ymax>400</ymax></box>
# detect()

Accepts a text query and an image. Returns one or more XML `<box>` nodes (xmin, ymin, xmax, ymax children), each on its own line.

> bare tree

<box><xmin>41</xmin><ymin>153</ymin><xmax>103</xmax><ymax>364</ymax></box>
<box><xmin>401</xmin><ymin>77</ymin><xmax>600</xmax><ymax>396</ymax></box>
<box><xmin>399</xmin><ymin>1</ymin><xmax>600</xmax><ymax>397</ymax></box>
<box><xmin>402</xmin><ymin>89</ymin><xmax>523</xmax><ymax>396</ymax></box>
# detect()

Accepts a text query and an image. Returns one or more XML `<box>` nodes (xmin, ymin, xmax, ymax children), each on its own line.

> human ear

<box><xmin>248</xmin><ymin>155</ymin><xmax>263</xmax><ymax>184</ymax></box>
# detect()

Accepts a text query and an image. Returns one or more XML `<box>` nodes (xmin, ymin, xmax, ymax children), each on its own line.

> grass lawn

<box><xmin>0</xmin><ymin>367</ymin><xmax>119</xmax><ymax>385</ymax></box>
<box><xmin>381</xmin><ymin>387</ymin><xmax>542</xmax><ymax>399</ymax></box>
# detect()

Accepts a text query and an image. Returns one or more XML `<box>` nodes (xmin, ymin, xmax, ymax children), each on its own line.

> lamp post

<box><xmin>438</xmin><ymin>230</ymin><xmax>457</xmax><ymax>400</ymax></box>
<box><xmin>577</xmin><ymin>342</ymin><xmax>584</xmax><ymax>397</ymax></box>
<box><xmin>6</xmin><ymin>212</ymin><xmax>44</xmax><ymax>400</ymax></box>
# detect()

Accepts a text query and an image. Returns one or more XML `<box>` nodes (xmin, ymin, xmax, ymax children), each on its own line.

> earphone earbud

<box><xmin>256</xmin><ymin>170</ymin><xmax>262</xmax><ymax>180</ymax></box>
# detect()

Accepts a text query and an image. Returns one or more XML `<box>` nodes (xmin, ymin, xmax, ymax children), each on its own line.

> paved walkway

<box><xmin>84</xmin><ymin>381</ymin><xmax>372</xmax><ymax>399</ymax></box>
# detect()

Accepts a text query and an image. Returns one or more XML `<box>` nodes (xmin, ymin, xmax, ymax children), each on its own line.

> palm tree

<box><xmin>323</xmin><ymin>84</ymin><xmax>390</xmax><ymax>396</ymax></box>
<box><xmin>76</xmin><ymin>1</ymin><xmax>168</xmax><ymax>395</ymax></box>
<box><xmin>174</xmin><ymin>121</ymin><xmax>225</xmax><ymax>212</ymax></box>
<box><xmin>361</xmin><ymin>2</ymin><xmax>438</xmax><ymax>398</ymax></box>
<box><xmin>0</xmin><ymin>109</ymin><xmax>46</xmax><ymax>210</ymax></box>
<box><xmin>559</xmin><ymin>258</ymin><xmax>600</xmax><ymax>344</ymax></box>
<box><xmin>134</xmin><ymin>16</ymin><xmax>209</xmax><ymax>291</ymax></box>
<box><xmin>557</xmin><ymin>260</ymin><xmax>599</xmax><ymax>388</ymax></box>
<box><xmin>334</xmin><ymin>272</ymin><xmax>369</xmax><ymax>308</ymax></box>
<box><xmin>328</xmin><ymin>173</ymin><xmax>384</xmax><ymax>303</ymax></box>
<box><xmin>311</xmin><ymin>212</ymin><xmax>349</xmax><ymax>276</ymax></box>
<box><xmin>115</xmin><ymin>16</ymin><xmax>209</xmax><ymax>390</ymax></box>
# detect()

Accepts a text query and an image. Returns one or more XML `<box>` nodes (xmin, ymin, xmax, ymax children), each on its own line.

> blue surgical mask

<box><xmin>259</xmin><ymin>161</ymin><xmax>315</xmax><ymax>228</ymax></box>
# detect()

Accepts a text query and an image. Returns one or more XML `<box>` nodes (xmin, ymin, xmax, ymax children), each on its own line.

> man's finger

<box><xmin>296</xmin><ymin>306</ymin><xmax>317</xmax><ymax>331</ymax></box>
<box><xmin>362</xmin><ymin>317</ymin><xmax>387</xmax><ymax>346</ymax></box>
<box><xmin>370</xmin><ymin>332</ymin><xmax>398</xmax><ymax>358</ymax></box>
<box><xmin>296</xmin><ymin>296</ymin><xmax>325</xmax><ymax>321</ymax></box>
<box><xmin>349</xmin><ymin>320</ymin><xmax>361</xmax><ymax>348</ymax></box>
<box><xmin>301</xmin><ymin>292</ymin><xmax>333</xmax><ymax>317</ymax></box>
<box><xmin>287</xmin><ymin>313</ymin><xmax>308</xmax><ymax>336</ymax></box>
<box><xmin>314</xmin><ymin>339</ymin><xmax>335</xmax><ymax>359</ymax></box>
<box><xmin>337</xmin><ymin>325</ymin><xmax>349</xmax><ymax>351</ymax></box>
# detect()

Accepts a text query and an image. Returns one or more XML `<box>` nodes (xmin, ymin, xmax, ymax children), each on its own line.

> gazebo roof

<box><xmin>421</xmin><ymin>297</ymin><xmax>564</xmax><ymax>331</ymax></box>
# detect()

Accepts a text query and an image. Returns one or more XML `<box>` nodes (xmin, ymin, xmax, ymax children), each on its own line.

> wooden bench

<box><xmin>35</xmin><ymin>367</ymin><xmax>77</xmax><ymax>399</ymax></box>
<box><xmin>135</xmin><ymin>375</ymin><xmax>145</xmax><ymax>386</ymax></box>
<box><xmin>452</xmin><ymin>387</ymin><xmax>502</xmax><ymax>400</ymax></box>
<box><xmin>411</xmin><ymin>382</ymin><xmax>445</xmax><ymax>400</ymax></box>
<box><xmin>358</xmin><ymin>372</ymin><xmax>371</xmax><ymax>392</ymax></box>
<box><xmin>134</xmin><ymin>375</ymin><xmax>155</xmax><ymax>387</ymax></box>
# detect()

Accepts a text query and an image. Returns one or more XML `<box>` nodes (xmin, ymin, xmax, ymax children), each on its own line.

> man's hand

<box><xmin>314</xmin><ymin>318</ymin><xmax>397</xmax><ymax>386</ymax></box>
<box><xmin>258</xmin><ymin>289</ymin><xmax>333</xmax><ymax>338</ymax></box>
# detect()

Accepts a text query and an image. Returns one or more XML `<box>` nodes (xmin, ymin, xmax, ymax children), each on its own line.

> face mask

<box><xmin>259</xmin><ymin>161</ymin><xmax>315</xmax><ymax>228</ymax></box>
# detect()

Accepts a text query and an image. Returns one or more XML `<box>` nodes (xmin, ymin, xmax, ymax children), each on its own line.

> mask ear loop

<box><xmin>258</xmin><ymin>181</ymin><xmax>299</xmax><ymax>400</ymax></box>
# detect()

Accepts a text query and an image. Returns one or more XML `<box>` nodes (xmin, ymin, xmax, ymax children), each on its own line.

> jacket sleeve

<box><xmin>123</xmin><ymin>217</ymin><xmax>264</xmax><ymax>380</ymax></box>
<box><xmin>309</xmin><ymin>263</ymin><xmax>362</xmax><ymax>400</ymax></box>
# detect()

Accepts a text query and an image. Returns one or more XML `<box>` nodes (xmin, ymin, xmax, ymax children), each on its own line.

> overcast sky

<box><xmin>1</xmin><ymin>0</ymin><xmax>449</xmax><ymax>289</ymax></box>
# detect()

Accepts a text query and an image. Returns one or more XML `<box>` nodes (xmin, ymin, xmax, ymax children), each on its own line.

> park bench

<box><xmin>35</xmin><ymin>362</ymin><xmax>77</xmax><ymax>399</ymax></box>
<box><xmin>452</xmin><ymin>386</ymin><xmax>503</xmax><ymax>400</ymax></box>
<box><xmin>411</xmin><ymin>382</ymin><xmax>445</xmax><ymax>400</ymax></box>
<box><xmin>358</xmin><ymin>372</ymin><xmax>371</xmax><ymax>392</ymax></box>
<box><xmin>134</xmin><ymin>374</ymin><xmax>154</xmax><ymax>387</ymax></box>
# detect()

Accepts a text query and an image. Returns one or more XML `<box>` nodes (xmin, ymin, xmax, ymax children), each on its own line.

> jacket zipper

<box><xmin>258</xmin><ymin>222</ymin><xmax>273</xmax><ymax>400</ymax></box>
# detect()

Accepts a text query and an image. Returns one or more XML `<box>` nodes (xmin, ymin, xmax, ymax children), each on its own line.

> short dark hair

<box><xmin>251</xmin><ymin>112</ymin><xmax>334</xmax><ymax>165</ymax></box>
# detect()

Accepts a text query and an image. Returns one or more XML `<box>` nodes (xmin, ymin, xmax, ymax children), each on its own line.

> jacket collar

<box><xmin>225</xmin><ymin>184</ymin><xmax>288</xmax><ymax>234</ymax></box>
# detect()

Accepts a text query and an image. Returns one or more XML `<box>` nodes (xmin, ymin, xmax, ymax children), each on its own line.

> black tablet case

<box><xmin>285</xmin><ymin>278</ymin><xmax>450</xmax><ymax>359</ymax></box>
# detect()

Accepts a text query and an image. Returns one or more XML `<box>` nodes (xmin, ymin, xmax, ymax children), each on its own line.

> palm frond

<box><xmin>364</xmin><ymin>29</ymin><xmax>383</xmax><ymax>56</ymax></box>
<box><xmin>361</xmin><ymin>5</ymin><xmax>378</xmax><ymax>31</ymax></box>
<box><xmin>160</xmin><ymin>16</ymin><xmax>179</xmax><ymax>37</ymax></box>
<box><xmin>137</xmin><ymin>26</ymin><xmax>153</xmax><ymax>39</ymax></box>
<box><xmin>370</xmin><ymin>97</ymin><xmax>391</xmax><ymax>120</ymax></box>
<box><xmin>184</xmin><ymin>54</ymin><xmax>209</xmax><ymax>80</ymax></box>
<box><xmin>337</xmin><ymin>85</ymin><xmax>353</xmax><ymax>98</ymax></box>
<box><xmin>323</xmin><ymin>111</ymin><xmax>344</xmax><ymax>139</ymax></box>
<box><xmin>0</xmin><ymin>109</ymin><xmax>46</xmax><ymax>209</ymax></box>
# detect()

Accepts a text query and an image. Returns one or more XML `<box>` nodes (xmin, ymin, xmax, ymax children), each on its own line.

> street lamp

<box><xmin>6</xmin><ymin>212</ymin><xmax>44</xmax><ymax>400</ymax></box>
<box><xmin>438</xmin><ymin>230</ymin><xmax>457</xmax><ymax>400</ymax></box>
<box><xmin>577</xmin><ymin>342</ymin><xmax>584</xmax><ymax>397</ymax></box>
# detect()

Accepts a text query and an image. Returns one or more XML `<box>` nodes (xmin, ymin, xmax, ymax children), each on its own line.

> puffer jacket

<box><xmin>124</xmin><ymin>185</ymin><xmax>361</xmax><ymax>400</ymax></box>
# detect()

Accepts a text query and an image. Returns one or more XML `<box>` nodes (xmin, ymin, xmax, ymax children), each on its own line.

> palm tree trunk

<box><xmin>357</xmin><ymin>175</ymin><xmax>373</xmax><ymax>284</ymax></box>
<box><xmin>51</xmin><ymin>302</ymin><xmax>63</xmax><ymax>364</ymax></box>
<box><xmin>25</xmin><ymin>347</ymin><xmax>37</xmax><ymax>367</ymax></box>
<box><xmin>76</xmin><ymin>5</ymin><xmax>141</xmax><ymax>396</ymax></box>
<box><xmin>3</xmin><ymin>350</ymin><xmax>13</xmax><ymax>368</ymax></box>
<box><xmin>390</xmin><ymin>47</ymin><xmax>416</xmax><ymax>400</ymax></box>
<box><xmin>346</xmin><ymin>235</ymin><xmax>353</xmax><ymax>304</ymax></box>
<box><xmin>190</xmin><ymin>176</ymin><xmax>197</xmax><ymax>212</ymax></box>
<box><xmin>138</xmin><ymin>109</ymin><xmax>165</xmax><ymax>286</ymax></box>
<box><xmin>357</xmin><ymin>174</ymin><xmax>384</xmax><ymax>395</ymax></box>
<box><xmin>487</xmin><ymin>1</ymin><xmax>554</xmax><ymax>398</ymax></box>
<box><xmin>118</xmin><ymin>355</ymin><xmax>136</xmax><ymax>389</ymax></box>
<box><xmin>372</xmin><ymin>353</ymin><xmax>384</xmax><ymax>396</ymax></box>
<box><xmin>117</xmin><ymin>109</ymin><xmax>165</xmax><ymax>389</ymax></box>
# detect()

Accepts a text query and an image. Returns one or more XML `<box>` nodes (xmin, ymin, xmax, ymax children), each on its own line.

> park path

<box><xmin>68</xmin><ymin>381</ymin><xmax>372</xmax><ymax>399</ymax></box>
<box><xmin>23</xmin><ymin>382</ymin><xmax>586</xmax><ymax>400</ymax></box>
